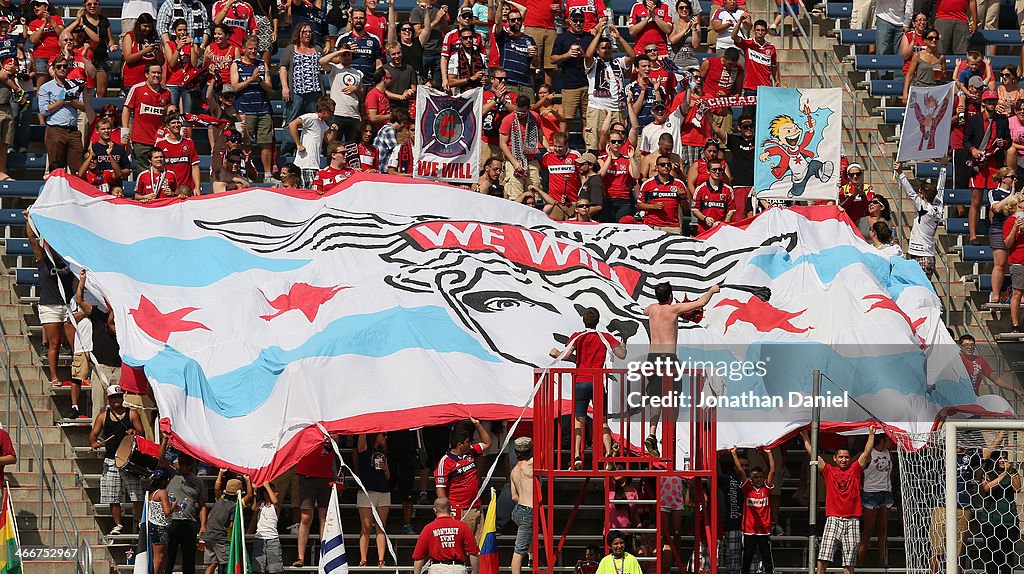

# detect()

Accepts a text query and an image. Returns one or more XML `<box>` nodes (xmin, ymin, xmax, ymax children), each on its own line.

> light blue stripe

<box><xmin>123</xmin><ymin>305</ymin><xmax>502</xmax><ymax>418</ymax></box>
<box><xmin>30</xmin><ymin>214</ymin><xmax>310</xmax><ymax>287</ymax></box>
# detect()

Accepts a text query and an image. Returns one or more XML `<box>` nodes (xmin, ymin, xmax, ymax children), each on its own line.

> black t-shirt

<box><xmin>401</xmin><ymin>40</ymin><xmax>425</xmax><ymax>77</ymax></box>
<box><xmin>358</xmin><ymin>447</ymin><xmax>391</xmax><ymax>493</ymax></box>
<box><xmin>579</xmin><ymin>174</ymin><xmax>607</xmax><ymax>221</ymax></box>
<box><xmin>726</xmin><ymin>133</ymin><xmax>754</xmax><ymax>188</ymax></box>
<box><xmin>38</xmin><ymin>256</ymin><xmax>73</xmax><ymax>306</ymax></box>
<box><xmin>89</xmin><ymin>307</ymin><xmax>121</xmax><ymax>367</ymax></box>
<box><xmin>552</xmin><ymin>30</ymin><xmax>593</xmax><ymax>90</ymax></box>
<box><xmin>81</xmin><ymin>15</ymin><xmax>111</xmax><ymax>61</ymax></box>
<box><xmin>91</xmin><ymin>141</ymin><xmax>130</xmax><ymax>177</ymax></box>
<box><xmin>384</xmin><ymin>62</ymin><xmax>417</xmax><ymax>109</ymax></box>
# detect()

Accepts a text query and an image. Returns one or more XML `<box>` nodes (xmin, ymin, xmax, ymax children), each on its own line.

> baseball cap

<box><xmin>514</xmin><ymin>437</ymin><xmax>533</xmax><ymax>454</ymax></box>
<box><xmin>223</xmin><ymin>128</ymin><xmax>243</xmax><ymax>143</ymax></box>
<box><xmin>220</xmin><ymin>84</ymin><xmax>235</xmax><ymax>96</ymax></box>
<box><xmin>32</xmin><ymin>0</ymin><xmax>48</xmax><ymax>5</ymax></box>
<box><xmin>968</xmin><ymin>76</ymin><xmax>986</xmax><ymax>89</ymax></box>
<box><xmin>106</xmin><ymin>384</ymin><xmax>124</xmax><ymax>397</ymax></box>
<box><xmin>982</xmin><ymin>89</ymin><xmax>999</xmax><ymax>100</ymax></box>
<box><xmin>651</xmin><ymin>101</ymin><xmax>667</xmax><ymax>112</ymax></box>
<box><xmin>575</xmin><ymin>152</ymin><xmax>598</xmax><ymax>165</ymax></box>
<box><xmin>460</xmin><ymin>8</ymin><xmax>473</xmax><ymax>17</ymax></box>
<box><xmin>568</xmin><ymin>9</ymin><xmax>584</xmax><ymax>20</ymax></box>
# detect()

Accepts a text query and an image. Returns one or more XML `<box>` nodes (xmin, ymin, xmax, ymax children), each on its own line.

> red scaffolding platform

<box><xmin>532</xmin><ymin>367</ymin><xmax>719</xmax><ymax>573</ymax></box>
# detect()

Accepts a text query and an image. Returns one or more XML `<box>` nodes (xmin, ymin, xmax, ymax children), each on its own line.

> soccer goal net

<box><xmin>896</xmin><ymin>421</ymin><xmax>1024</xmax><ymax>574</ymax></box>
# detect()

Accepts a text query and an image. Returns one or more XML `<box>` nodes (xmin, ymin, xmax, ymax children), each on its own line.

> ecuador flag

<box><xmin>477</xmin><ymin>489</ymin><xmax>498</xmax><ymax>574</ymax></box>
<box><xmin>0</xmin><ymin>487</ymin><xmax>21</xmax><ymax>574</ymax></box>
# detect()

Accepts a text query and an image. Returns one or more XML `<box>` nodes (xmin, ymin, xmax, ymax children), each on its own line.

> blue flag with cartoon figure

<box><xmin>753</xmin><ymin>87</ymin><xmax>841</xmax><ymax>202</ymax></box>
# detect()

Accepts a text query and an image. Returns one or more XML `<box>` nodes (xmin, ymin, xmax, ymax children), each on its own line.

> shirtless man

<box><xmin>510</xmin><ymin>437</ymin><xmax>534</xmax><ymax>574</ymax></box>
<box><xmin>640</xmin><ymin>132</ymin><xmax>685</xmax><ymax>181</ymax></box>
<box><xmin>644</xmin><ymin>281</ymin><xmax>720</xmax><ymax>456</ymax></box>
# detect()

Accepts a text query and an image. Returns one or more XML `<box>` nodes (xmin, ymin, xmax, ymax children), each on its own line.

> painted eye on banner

<box><xmin>462</xmin><ymin>290</ymin><xmax>557</xmax><ymax>314</ymax></box>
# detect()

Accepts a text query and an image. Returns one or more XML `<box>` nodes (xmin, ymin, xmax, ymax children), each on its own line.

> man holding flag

<box><xmin>413</xmin><ymin>497</ymin><xmax>480</xmax><ymax>574</ymax></box>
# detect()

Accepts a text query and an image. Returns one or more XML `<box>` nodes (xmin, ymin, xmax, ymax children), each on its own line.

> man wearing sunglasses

<box><xmin>494</xmin><ymin>0</ymin><xmax>538</xmax><ymax>98</ymax></box>
<box><xmin>552</xmin><ymin>12</ymin><xmax>594</xmax><ymax>137</ymax></box>
<box><xmin>39</xmin><ymin>54</ymin><xmax>85</xmax><ymax>173</ymax></box>
<box><xmin>638</xmin><ymin>154</ymin><xmax>687</xmax><ymax>234</ymax></box>
<box><xmin>313</xmin><ymin>140</ymin><xmax>355</xmax><ymax>194</ymax></box>
<box><xmin>691</xmin><ymin>158</ymin><xmax>734</xmax><ymax>234</ymax></box>
<box><xmin>583</xmin><ymin>19</ymin><xmax>634</xmax><ymax>153</ymax></box>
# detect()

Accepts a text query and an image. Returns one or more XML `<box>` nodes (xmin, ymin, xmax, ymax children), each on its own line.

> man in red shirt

<box><xmin>958</xmin><ymin>334</ymin><xmax>1023</xmax><ymax>396</ymax></box>
<box><xmin>134</xmin><ymin>149</ymin><xmax>181</xmax><ymax>200</ymax></box>
<box><xmin>313</xmin><ymin>141</ymin><xmax>355</xmax><ymax>195</ymax></box>
<box><xmin>637</xmin><ymin>155</ymin><xmax>687</xmax><ymax>234</ymax></box>
<box><xmin>539</xmin><ymin>132</ymin><xmax>581</xmax><ymax>220</ymax></box>
<box><xmin>155</xmin><ymin>114</ymin><xmax>201</xmax><ymax>197</ymax></box>
<box><xmin>122</xmin><ymin>62</ymin><xmax>172</xmax><ymax>174</ymax></box>
<box><xmin>628</xmin><ymin>0</ymin><xmax>672</xmax><ymax>57</ymax></box>
<box><xmin>564</xmin><ymin>0</ymin><xmax>606</xmax><ymax>32</ymax></box>
<box><xmin>481</xmin><ymin>67</ymin><xmax>516</xmax><ymax>171</ymax></box>
<box><xmin>364</xmin><ymin>0</ymin><xmax>388</xmax><ymax>41</ymax></box>
<box><xmin>692</xmin><ymin>159</ymin><xmax>735</xmax><ymax>233</ymax></box>
<box><xmin>732</xmin><ymin>447</ymin><xmax>777</xmax><ymax>574</ymax></box>
<box><xmin>698</xmin><ymin>47</ymin><xmax>744</xmax><ymax>136</ymax></box>
<box><xmin>412</xmin><ymin>497</ymin><xmax>481</xmax><ymax>574</ymax></box>
<box><xmin>733</xmin><ymin>15</ymin><xmax>780</xmax><ymax>97</ymax></box>
<box><xmin>802</xmin><ymin>425</ymin><xmax>876</xmax><ymax>574</ymax></box>
<box><xmin>933</xmin><ymin>0</ymin><xmax>976</xmax><ymax>57</ymax></box>
<box><xmin>549</xmin><ymin>307</ymin><xmax>625</xmax><ymax>470</ymax></box>
<box><xmin>435</xmin><ymin>418</ymin><xmax>492</xmax><ymax>538</ymax></box>
<box><xmin>294</xmin><ymin>435</ymin><xmax>339</xmax><ymax>567</ymax></box>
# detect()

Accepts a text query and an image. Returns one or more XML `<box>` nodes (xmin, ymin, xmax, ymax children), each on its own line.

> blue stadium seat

<box><xmin>15</xmin><ymin>267</ymin><xmax>38</xmax><ymax>286</ymax></box>
<box><xmin>7</xmin><ymin>154</ymin><xmax>46</xmax><ymax>171</ymax></box>
<box><xmin>962</xmin><ymin>245</ymin><xmax>994</xmax><ymax>261</ymax></box>
<box><xmin>854</xmin><ymin>54</ymin><xmax>904</xmax><ymax>71</ymax></box>
<box><xmin>198</xmin><ymin>156</ymin><xmax>212</xmax><ymax>171</ymax></box>
<box><xmin>271</xmin><ymin>100</ymin><xmax>286</xmax><ymax>117</ymax></box>
<box><xmin>839</xmin><ymin>29</ymin><xmax>875</xmax><ymax>45</ymax></box>
<box><xmin>0</xmin><ymin>209</ymin><xmax>25</xmax><ymax>225</ymax></box>
<box><xmin>944</xmin><ymin>189</ymin><xmax>973</xmax><ymax>205</ymax></box>
<box><xmin>825</xmin><ymin>2</ymin><xmax>852</xmax><ymax>19</ymax></box>
<box><xmin>93</xmin><ymin>97</ymin><xmax>124</xmax><ymax>112</ymax></box>
<box><xmin>970</xmin><ymin>30</ymin><xmax>1022</xmax><ymax>45</ymax></box>
<box><xmin>0</xmin><ymin>180</ymin><xmax>42</xmax><ymax>197</ymax></box>
<box><xmin>5</xmin><ymin>239</ymin><xmax>30</xmax><ymax>256</ymax></box>
<box><xmin>946</xmin><ymin>218</ymin><xmax>989</xmax><ymax>235</ymax></box>
<box><xmin>883</xmin><ymin>107</ymin><xmax>905</xmax><ymax>124</ymax></box>
<box><xmin>915</xmin><ymin>162</ymin><xmax>951</xmax><ymax>180</ymax></box>
<box><xmin>870</xmin><ymin>79</ymin><xmax>903</xmax><ymax>97</ymax></box>
<box><xmin>979</xmin><ymin>274</ymin><xmax>1005</xmax><ymax>292</ymax></box>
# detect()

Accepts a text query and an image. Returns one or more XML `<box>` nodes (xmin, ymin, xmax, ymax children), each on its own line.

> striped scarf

<box><xmin>509</xmin><ymin>112</ymin><xmax>539</xmax><ymax>168</ymax></box>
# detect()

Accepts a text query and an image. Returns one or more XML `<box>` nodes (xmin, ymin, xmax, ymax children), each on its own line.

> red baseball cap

<box><xmin>982</xmin><ymin>89</ymin><xmax>999</xmax><ymax>101</ymax></box>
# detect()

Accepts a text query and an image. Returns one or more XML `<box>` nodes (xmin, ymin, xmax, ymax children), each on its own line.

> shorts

<box><xmin>573</xmin><ymin>381</ymin><xmax>602</xmax><ymax>417</ymax></box>
<box><xmin>503</xmin><ymin>158</ymin><xmax>540</xmax><ymax>200</ymax></box>
<box><xmin>912</xmin><ymin>255</ymin><xmax>936</xmax><ymax>278</ymax></box>
<box><xmin>356</xmin><ymin>490</ymin><xmax>391</xmax><ymax>508</ymax></box>
<box><xmin>1010</xmin><ymin>264</ymin><xmax>1024</xmax><ymax>290</ymax></box>
<box><xmin>584</xmin><ymin>108</ymin><xmax>623</xmax><ymax>152</ymax></box>
<box><xmin>38</xmin><ymin>303</ymin><xmax>69</xmax><ymax>324</ymax></box>
<box><xmin>681</xmin><ymin>145</ymin><xmax>703</xmax><ymax>167</ymax></box>
<box><xmin>934</xmin><ymin>18</ymin><xmax>968</xmax><ymax>57</ymax></box>
<box><xmin>0</xmin><ymin>106</ymin><xmax>12</xmax><ymax>146</ymax></box>
<box><xmin>204</xmin><ymin>538</ymin><xmax>229</xmax><ymax>565</ymax></box>
<box><xmin>561</xmin><ymin>86</ymin><xmax>588</xmax><ymax>123</ymax></box>
<box><xmin>511</xmin><ymin>503</ymin><xmax>532</xmax><ymax>555</ymax></box>
<box><xmin>818</xmin><ymin>516</ymin><xmax>859</xmax><ymax>567</ymax></box>
<box><xmin>969</xmin><ymin>157</ymin><xmax>1002</xmax><ymax>189</ymax></box>
<box><xmin>929</xmin><ymin>507</ymin><xmax>970</xmax><ymax>555</ymax></box>
<box><xmin>99</xmin><ymin>458</ymin><xmax>143</xmax><ymax>505</ymax></box>
<box><xmin>459</xmin><ymin>506</ymin><xmax>484</xmax><ymax>541</ymax></box>
<box><xmin>253</xmin><ymin>537</ymin><xmax>284</xmax><ymax>572</ymax></box>
<box><xmin>645</xmin><ymin>352</ymin><xmax>680</xmax><ymax>396</ymax></box>
<box><xmin>71</xmin><ymin>352</ymin><xmax>92</xmax><ymax>382</ymax></box>
<box><xmin>298</xmin><ymin>475</ymin><xmax>332</xmax><ymax>510</ymax></box>
<box><xmin>33</xmin><ymin>57</ymin><xmax>50</xmax><ymax>75</ymax></box>
<box><xmin>660</xmin><ymin>475</ymin><xmax>686</xmax><ymax>511</ymax></box>
<box><xmin>245</xmin><ymin>113</ymin><xmax>275</xmax><ymax>145</ymax></box>
<box><xmin>93</xmin><ymin>59</ymin><xmax>112</xmax><ymax>73</ymax></box>
<box><xmin>149</xmin><ymin>522</ymin><xmax>170</xmax><ymax>545</ymax></box>
<box><xmin>271</xmin><ymin>468</ymin><xmax>301</xmax><ymax>508</ymax></box>
<box><xmin>524</xmin><ymin>26</ymin><xmax>556</xmax><ymax>70</ymax></box>
<box><xmin>861</xmin><ymin>490</ymin><xmax>894</xmax><ymax>509</ymax></box>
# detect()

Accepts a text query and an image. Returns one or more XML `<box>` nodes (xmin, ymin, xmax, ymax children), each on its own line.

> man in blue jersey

<box><xmin>494</xmin><ymin>0</ymin><xmax>538</xmax><ymax>97</ymax></box>
<box><xmin>336</xmin><ymin>7</ymin><xmax>383</xmax><ymax>87</ymax></box>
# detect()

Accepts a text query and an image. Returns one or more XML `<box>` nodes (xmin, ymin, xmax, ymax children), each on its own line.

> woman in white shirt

<box><xmin>858</xmin><ymin>435</ymin><xmax>894</xmax><ymax>569</ymax></box>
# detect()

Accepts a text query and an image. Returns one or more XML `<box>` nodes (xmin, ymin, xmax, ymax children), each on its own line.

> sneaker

<box><xmin>417</xmin><ymin>491</ymin><xmax>429</xmax><ymax>505</ymax></box>
<box><xmin>645</xmin><ymin>434</ymin><xmax>660</xmax><ymax>457</ymax></box>
<box><xmin>109</xmin><ymin>524</ymin><xmax>123</xmax><ymax>535</ymax></box>
<box><xmin>571</xmin><ymin>457</ymin><xmax>583</xmax><ymax>470</ymax></box>
<box><xmin>287</xmin><ymin>523</ymin><xmax>300</xmax><ymax>534</ymax></box>
<box><xmin>402</xmin><ymin>523</ymin><xmax>415</xmax><ymax>535</ymax></box>
<box><xmin>67</xmin><ymin>405</ymin><xmax>81</xmax><ymax>420</ymax></box>
<box><xmin>1012</xmin><ymin>325</ymin><xmax>1022</xmax><ymax>334</ymax></box>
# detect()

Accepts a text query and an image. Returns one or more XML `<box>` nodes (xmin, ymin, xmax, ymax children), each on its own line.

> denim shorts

<box><xmin>862</xmin><ymin>490</ymin><xmax>894</xmax><ymax>509</ymax></box>
<box><xmin>511</xmin><ymin>504</ymin><xmax>532</xmax><ymax>555</ymax></box>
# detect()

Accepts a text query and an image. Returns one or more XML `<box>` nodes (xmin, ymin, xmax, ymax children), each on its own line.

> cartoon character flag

<box><xmin>897</xmin><ymin>83</ymin><xmax>954</xmax><ymax>162</ymax></box>
<box><xmin>754</xmin><ymin>87</ymin><xmax>841</xmax><ymax>202</ymax></box>
<box><xmin>413</xmin><ymin>85</ymin><xmax>482</xmax><ymax>183</ymax></box>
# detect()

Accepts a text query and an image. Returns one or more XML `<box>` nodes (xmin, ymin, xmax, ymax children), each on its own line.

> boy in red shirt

<box><xmin>802</xmin><ymin>426</ymin><xmax>876</xmax><ymax>574</ymax></box>
<box><xmin>550</xmin><ymin>307</ymin><xmax>626</xmax><ymax>470</ymax></box>
<box><xmin>732</xmin><ymin>447</ymin><xmax>776</xmax><ymax>574</ymax></box>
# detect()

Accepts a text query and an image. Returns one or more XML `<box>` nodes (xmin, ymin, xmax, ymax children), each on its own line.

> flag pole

<box><xmin>237</xmin><ymin>491</ymin><xmax>250</xmax><ymax>573</ymax></box>
<box><xmin>4</xmin><ymin>480</ymin><xmax>20</xmax><ymax>550</ymax></box>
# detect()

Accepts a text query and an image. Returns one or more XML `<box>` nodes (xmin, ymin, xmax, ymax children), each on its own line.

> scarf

<box><xmin>593</xmin><ymin>58</ymin><xmax>625</xmax><ymax>109</ymax></box>
<box><xmin>509</xmin><ymin>112</ymin><xmax>539</xmax><ymax>168</ymax></box>
<box><xmin>453</xmin><ymin>48</ymin><xmax>484</xmax><ymax>84</ymax></box>
<box><xmin>687</xmin><ymin>95</ymin><xmax>757</xmax><ymax>127</ymax></box>
<box><xmin>170</xmin><ymin>0</ymin><xmax>206</xmax><ymax>37</ymax></box>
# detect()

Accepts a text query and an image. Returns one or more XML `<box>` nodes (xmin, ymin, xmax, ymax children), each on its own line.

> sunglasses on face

<box><xmin>226</xmin><ymin>159</ymin><xmax>241</xmax><ymax>165</ymax></box>
<box><xmin>869</xmin><ymin>200</ymin><xmax>882</xmax><ymax>206</ymax></box>
<box><xmin>400</xmin><ymin>27</ymin><xmax>413</xmax><ymax>32</ymax></box>
<box><xmin>509</xmin><ymin>16</ymin><xmax>522</xmax><ymax>21</ymax></box>
<box><xmin>740</xmin><ymin>124</ymin><xmax>753</xmax><ymax>129</ymax></box>
<box><xmin>461</xmin><ymin>35</ymin><xmax>474</xmax><ymax>39</ymax></box>
<box><xmin>492</xmin><ymin>76</ymin><xmax>507</xmax><ymax>81</ymax></box>
<box><xmin>53</xmin><ymin>64</ymin><xmax>67</xmax><ymax>69</ymax></box>
<box><xmin>657</xmin><ymin>162</ymin><xmax>671</xmax><ymax>167</ymax></box>
<box><xmin>925</xmin><ymin>35</ymin><xmax>938</xmax><ymax>40</ymax></box>
<box><xmin>709</xmin><ymin>167</ymin><xmax>723</xmax><ymax>172</ymax></box>
<box><xmin>577</xmin><ymin>204</ymin><xmax>591</xmax><ymax>208</ymax></box>
<box><xmin>1005</xmin><ymin>175</ymin><xmax>1018</xmax><ymax>180</ymax></box>
<box><xmin>645</xmin><ymin>48</ymin><xmax>658</xmax><ymax>53</ymax></box>
<box><xmin>849</xmin><ymin>172</ymin><xmax>862</xmax><ymax>177</ymax></box>
<box><xmin>609</xmin><ymin>139</ymin><xmax>623</xmax><ymax>144</ymax></box>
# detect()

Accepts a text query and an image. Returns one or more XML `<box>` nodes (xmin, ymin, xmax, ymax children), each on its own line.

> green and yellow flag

<box><xmin>0</xmin><ymin>486</ymin><xmax>22</xmax><ymax>574</ymax></box>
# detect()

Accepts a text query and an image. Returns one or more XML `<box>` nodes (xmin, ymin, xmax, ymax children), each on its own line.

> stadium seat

<box><xmin>870</xmin><ymin>79</ymin><xmax>903</xmax><ymax>97</ymax></box>
<box><xmin>853</xmin><ymin>54</ymin><xmax>903</xmax><ymax>72</ymax></box>
<box><xmin>0</xmin><ymin>180</ymin><xmax>43</xmax><ymax>198</ymax></box>
<box><xmin>979</xmin><ymin>274</ymin><xmax>1006</xmax><ymax>291</ymax></box>
<box><xmin>0</xmin><ymin>209</ymin><xmax>25</xmax><ymax>225</ymax></box>
<box><xmin>970</xmin><ymin>30</ymin><xmax>1022</xmax><ymax>45</ymax></box>
<box><xmin>825</xmin><ymin>2</ymin><xmax>853</xmax><ymax>19</ymax></box>
<box><xmin>962</xmin><ymin>245</ymin><xmax>994</xmax><ymax>261</ymax></box>
<box><xmin>198</xmin><ymin>155</ymin><xmax>212</xmax><ymax>171</ymax></box>
<box><xmin>944</xmin><ymin>189</ymin><xmax>973</xmax><ymax>206</ymax></box>
<box><xmin>839</xmin><ymin>29</ymin><xmax>875</xmax><ymax>45</ymax></box>
<box><xmin>915</xmin><ymin>162</ymin><xmax>952</xmax><ymax>180</ymax></box>
<box><xmin>14</xmin><ymin>267</ymin><xmax>38</xmax><ymax>286</ymax></box>
<box><xmin>946</xmin><ymin>218</ymin><xmax>989</xmax><ymax>235</ymax></box>
<box><xmin>6</xmin><ymin>154</ymin><xmax>46</xmax><ymax>171</ymax></box>
<box><xmin>271</xmin><ymin>100</ymin><xmax>287</xmax><ymax>117</ymax></box>
<box><xmin>883</xmin><ymin>107</ymin><xmax>905</xmax><ymax>124</ymax></box>
<box><xmin>5</xmin><ymin>238</ymin><xmax>30</xmax><ymax>256</ymax></box>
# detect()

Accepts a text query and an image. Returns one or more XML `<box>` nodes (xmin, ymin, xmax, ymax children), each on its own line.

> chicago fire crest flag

<box><xmin>897</xmin><ymin>83</ymin><xmax>954</xmax><ymax>162</ymax></box>
<box><xmin>414</xmin><ymin>85</ymin><xmax>482</xmax><ymax>183</ymax></box>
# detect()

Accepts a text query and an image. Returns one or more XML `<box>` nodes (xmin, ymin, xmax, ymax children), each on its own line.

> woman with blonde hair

<box><xmin>990</xmin><ymin>167</ymin><xmax>1020</xmax><ymax>303</ymax></box>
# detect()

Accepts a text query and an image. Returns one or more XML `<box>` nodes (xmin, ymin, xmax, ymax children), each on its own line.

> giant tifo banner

<box><xmin>29</xmin><ymin>172</ymin><xmax>1003</xmax><ymax>481</ymax></box>
<box><xmin>413</xmin><ymin>85</ymin><xmax>481</xmax><ymax>183</ymax></box>
<box><xmin>754</xmin><ymin>87</ymin><xmax>842</xmax><ymax>202</ymax></box>
<box><xmin>897</xmin><ymin>83</ymin><xmax>954</xmax><ymax>162</ymax></box>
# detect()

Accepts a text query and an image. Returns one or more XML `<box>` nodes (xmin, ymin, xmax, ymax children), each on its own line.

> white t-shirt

<box><xmin>71</xmin><ymin>300</ymin><xmax>94</xmax><ymax>354</ymax></box>
<box><xmin>586</xmin><ymin>56</ymin><xmax>627</xmax><ymax>111</ymax></box>
<box><xmin>713</xmin><ymin>7</ymin><xmax>746</xmax><ymax>51</ymax></box>
<box><xmin>122</xmin><ymin>0</ymin><xmax>159</xmax><ymax>20</ymax></box>
<box><xmin>639</xmin><ymin>108</ymin><xmax>683</xmax><ymax>156</ymax></box>
<box><xmin>863</xmin><ymin>448</ymin><xmax>893</xmax><ymax>493</ymax></box>
<box><xmin>294</xmin><ymin>113</ymin><xmax>329</xmax><ymax>170</ymax></box>
<box><xmin>328</xmin><ymin>64</ymin><xmax>363</xmax><ymax>120</ymax></box>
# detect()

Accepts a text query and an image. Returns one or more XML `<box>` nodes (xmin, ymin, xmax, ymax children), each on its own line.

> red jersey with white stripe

<box><xmin>313</xmin><ymin>166</ymin><xmax>355</xmax><ymax>194</ymax></box>
<box><xmin>136</xmin><ymin>168</ymin><xmax>180</xmax><ymax>198</ymax></box>
<box><xmin>441</xmin><ymin>28</ymin><xmax>484</xmax><ymax>58</ymax></box>
<box><xmin>741</xmin><ymin>480</ymin><xmax>773</xmax><ymax>535</ymax></box>
<box><xmin>358</xmin><ymin>144</ymin><xmax>379</xmax><ymax>172</ymax></box>
<box><xmin>540</xmin><ymin>149</ymin><xmax>581</xmax><ymax>204</ymax></box>
<box><xmin>435</xmin><ymin>443</ymin><xmax>485</xmax><ymax>514</ymax></box>
<box><xmin>703</xmin><ymin>57</ymin><xmax>742</xmax><ymax>97</ymax></box>
<box><xmin>735</xmin><ymin>38</ymin><xmax>776</xmax><ymax>90</ymax></box>
<box><xmin>213</xmin><ymin>0</ymin><xmax>257</xmax><ymax>47</ymax></box>
<box><xmin>694</xmin><ymin>180</ymin><xmax>734</xmax><ymax>232</ymax></box>
<box><xmin>629</xmin><ymin>2</ymin><xmax>671</xmax><ymax>55</ymax></box>
<box><xmin>125</xmin><ymin>83</ymin><xmax>173</xmax><ymax>146</ymax></box>
<box><xmin>599</xmin><ymin>154</ymin><xmax>634</xmax><ymax>200</ymax></box>
<box><xmin>156</xmin><ymin>135</ymin><xmax>200</xmax><ymax>190</ymax></box>
<box><xmin>366</xmin><ymin>11</ymin><xmax>388</xmax><ymax>44</ymax></box>
<box><xmin>639</xmin><ymin>176</ymin><xmax>685</xmax><ymax>227</ymax></box>
<box><xmin>564</xmin><ymin>0</ymin><xmax>606</xmax><ymax>32</ymax></box>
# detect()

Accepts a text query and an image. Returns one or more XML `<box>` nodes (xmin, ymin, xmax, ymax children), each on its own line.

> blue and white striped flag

<box><xmin>319</xmin><ymin>485</ymin><xmax>349</xmax><ymax>574</ymax></box>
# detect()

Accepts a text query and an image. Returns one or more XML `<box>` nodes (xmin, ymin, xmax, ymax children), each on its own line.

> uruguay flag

<box><xmin>477</xmin><ymin>489</ymin><xmax>498</xmax><ymax>574</ymax></box>
<box><xmin>319</xmin><ymin>486</ymin><xmax>349</xmax><ymax>574</ymax></box>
